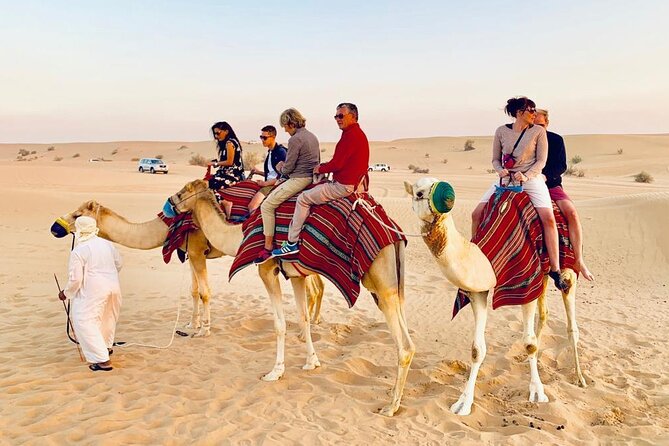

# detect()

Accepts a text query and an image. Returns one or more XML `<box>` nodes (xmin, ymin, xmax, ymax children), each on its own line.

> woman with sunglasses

<box><xmin>209</xmin><ymin>121</ymin><xmax>245</xmax><ymax>191</ymax></box>
<box><xmin>471</xmin><ymin>96</ymin><xmax>566</xmax><ymax>291</ymax></box>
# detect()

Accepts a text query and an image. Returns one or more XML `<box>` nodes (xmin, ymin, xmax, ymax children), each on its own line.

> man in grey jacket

<box><xmin>255</xmin><ymin>108</ymin><xmax>320</xmax><ymax>264</ymax></box>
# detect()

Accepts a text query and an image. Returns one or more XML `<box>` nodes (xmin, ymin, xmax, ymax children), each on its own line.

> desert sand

<box><xmin>1</xmin><ymin>134</ymin><xmax>668</xmax><ymax>445</ymax></box>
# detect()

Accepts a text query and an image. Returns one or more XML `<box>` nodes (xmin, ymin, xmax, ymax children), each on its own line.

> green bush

<box><xmin>571</xmin><ymin>155</ymin><xmax>582</xmax><ymax>164</ymax></box>
<box><xmin>189</xmin><ymin>154</ymin><xmax>209</xmax><ymax>167</ymax></box>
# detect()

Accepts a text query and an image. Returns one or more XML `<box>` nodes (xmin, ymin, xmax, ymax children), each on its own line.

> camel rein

<box><xmin>351</xmin><ymin>198</ymin><xmax>428</xmax><ymax>238</ymax></box>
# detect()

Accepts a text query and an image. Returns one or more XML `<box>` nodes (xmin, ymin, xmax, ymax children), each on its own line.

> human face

<box><xmin>534</xmin><ymin>113</ymin><xmax>548</xmax><ymax>127</ymax></box>
<box><xmin>260</xmin><ymin>132</ymin><xmax>276</xmax><ymax>148</ymax></box>
<box><xmin>282</xmin><ymin>123</ymin><xmax>296</xmax><ymax>136</ymax></box>
<box><xmin>517</xmin><ymin>106</ymin><xmax>536</xmax><ymax>125</ymax></box>
<box><xmin>214</xmin><ymin>128</ymin><xmax>228</xmax><ymax>140</ymax></box>
<box><xmin>334</xmin><ymin>107</ymin><xmax>356</xmax><ymax>130</ymax></box>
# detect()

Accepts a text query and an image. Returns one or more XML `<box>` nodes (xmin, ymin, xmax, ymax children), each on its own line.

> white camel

<box><xmin>52</xmin><ymin>200</ymin><xmax>325</xmax><ymax>337</ymax></box>
<box><xmin>170</xmin><ymin>179</ymin><xmax>415</xmax><ymax>416</ymax></box>
<box><xmin>405</xmin><ymin>177</ymin><xmax>586</xmax><ymax>416</ymax></box>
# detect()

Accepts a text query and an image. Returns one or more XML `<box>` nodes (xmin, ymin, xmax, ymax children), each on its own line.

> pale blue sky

<box><xmin>1</xmin><ymin>0</ymin><xmax>667</xmax><ymax>143</ymax></box>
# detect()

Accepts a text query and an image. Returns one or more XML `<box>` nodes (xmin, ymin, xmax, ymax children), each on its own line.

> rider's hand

<box><xmin>498</xmin><ymin>169</ymin><xmax>509</xmax><ymax>178</ymax></box>
<box><xmin>513</xmin><ymin>172</ymin><xmax>527</xmax><ymax>182</ymax></box>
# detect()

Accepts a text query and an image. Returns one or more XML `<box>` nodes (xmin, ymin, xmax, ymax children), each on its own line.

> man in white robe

<box><xmin>59</xmin><ymin>216</ymin><xmax>123</xmax><ymax>371</ymax></box>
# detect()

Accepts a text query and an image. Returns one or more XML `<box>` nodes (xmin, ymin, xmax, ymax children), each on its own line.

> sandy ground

<box><xmin>0</xmin><ymin>134</ymin><xmax>668</xmax><ymax>445</ymax></box>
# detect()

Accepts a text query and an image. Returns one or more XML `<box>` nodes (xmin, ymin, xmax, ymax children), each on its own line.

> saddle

<box><xmin>452</xmin><ymin>189</ymin><xmax>576</xmax><ymax>318</ymax></box>
<box><xmin>229</xmin><ymin>189</ymin><xmax>405</xmax><ymax>307</ymax></box>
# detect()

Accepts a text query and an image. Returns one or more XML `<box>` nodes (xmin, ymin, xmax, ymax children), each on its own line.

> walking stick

<box><xmin>54</xmin><ymin>274</ymin><xmax>84</xmax><ymax>362</ymax></box>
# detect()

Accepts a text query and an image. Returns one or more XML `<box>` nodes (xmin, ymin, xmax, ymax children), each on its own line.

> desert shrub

<box><xmin>571</xmin><ymin>155</ymin><xmax>582</xmax><ymax>164</ymax></box>
<box><xmin>30</xmin><ymin>150</ymin><xmax>36</xmax><ymax>154</ymax></box>
<box><xmin>16</xmin><ymin>156</ymin><xmax>25</xmax><ymax>161</ymax></box>
<box><xmin>47</xmin><ymin>146</ymin><xmax>55</xmax><ymax>151</ymax></box>
<box><xmin>408</xmin><ymin>164</ymin><xmax>416</xmax><ymax>170</ymax></box>
<box><xmin>18</xmin><ymin>148</ymin><xmax>30</xmax><ymax>156</ymax></box>
<box><xmin>111</xmin><ymin>148</ymin><xmax>118</xmax><ymax>155</ymax></box>
<box><xmin>617</xmin><ymin>148</ymin><xmax>623</xmax><ymax>155</ymax></box>
<box><xmin>468</xmin><ymin>166</ymin><xmax>473</xmax><ymax>170</ymax></box>
<box><xmin>178</xmin><ymin>145</ymin><xmax>188</xmax><ymax>151</ymax></box>
<box><xmin>54</xmin><ymin>156</ymin><xmax>63</xmax><ymax>161</ymax></box>
<box><xmin>634</xmin><ymin>171</ymin><xmax>653</xmax><ymax>183</ymax></box>
<box><xmin>72</xmin><ymin>153</ymin><xmax>80</xmax><ymax>158</ymax></box>
<box><xmin>243</xmin><ymin>151</ymin><xmax>264</xmax><ymax>169</ymax></box>
<box><xmin>414</xmin><ymin>167</ymin><xmax>430</xmax><ymax>174</ymax></box>
<box><xmin>425</xmin><ymin>153</ymin><xmax>430</xmax><ymax>158</ymax></box>
<box><xmin>442</xmin><ymin>158</ymin><xmax>448</xmax><ymax>164</ymax></box>
<box><xmin>486</xmin><ymin>168</ymin><xmax>496</xmax><ymax>174</ymax></box>
<box><xmin>464</xmin><ymin>139</ymin><xmax>476</xmax><ymax>151</ymax></box>
<box><xmin>189</xmin><ymin>154</ymin><xmax>209</xmax><ymax>167</ymax></box>
<box><xmin>131</xmin><ymin>157</ymin><xmax>140</xmax><ymax>162</ymax></box>
<box><xmin>155</xmin><ymin>154</ymin><xmax>163</xmax><ymax>160</ymax></box>
<box><xmin>565</xmin><ymin>165</ymin><xmax>585</xmax><ymax>177</ymax></box>
<box><xmin>321</xmin><ymin>148</ymin><xmax>326</xmax><ymax>152</ymax></box>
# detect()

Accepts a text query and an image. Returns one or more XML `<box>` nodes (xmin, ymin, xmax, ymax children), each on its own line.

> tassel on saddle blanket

<box><xmin>230</xmin><ymin>190</ymin><xmax>406</xmax><ymax>307</ymax></box>
<box><xmin>453</xmin><ymin>189</ymin><xmax>576</xmax><ymax>318</ymax></box>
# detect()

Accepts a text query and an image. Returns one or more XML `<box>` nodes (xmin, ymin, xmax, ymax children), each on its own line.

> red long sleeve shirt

<box><xmin>319</xmin><ymin>123</ymin><xmax>370</xmax><ymax>186</ymax></box>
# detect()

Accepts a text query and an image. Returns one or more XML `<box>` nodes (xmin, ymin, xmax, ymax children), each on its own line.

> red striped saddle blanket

<box><xmin>229</xmin><ymin>188</ymin><xmax>406</xmax><ymax>307</ymax></box>
<box><xmin>453</xmin><ymin>189</ymin><xmax>576</xmax><ymax>318</ymax></box>
<box><xmin>218</xmin><ymin>180</ymin><xmax>262</xmax><ymax>219</ymax></box>
<box><xmin>158</xmin><ymin>212</ymin><xmax>198</xmax><ymax>263</ymax></box>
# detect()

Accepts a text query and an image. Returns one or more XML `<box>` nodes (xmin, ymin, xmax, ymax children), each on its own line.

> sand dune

<box><xmin>0</xmin><ymin>134</ymin><xmax>667</xmax><ymax>444</ymax></box>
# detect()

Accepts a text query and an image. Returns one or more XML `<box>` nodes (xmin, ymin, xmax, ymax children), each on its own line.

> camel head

<box><xmin>51</xmin><ymin>200</ymin><xmax>103</xmax><ymax>238</ymax></box>
<box><xmin>404</xmin><ymin>177</ymin><xmax>456</xmax><ymax>222</ymax></box>
<box><xmin>169</xmin><ymin>179</ymin><xmax>214</xmax><ymax>214</ymax></box>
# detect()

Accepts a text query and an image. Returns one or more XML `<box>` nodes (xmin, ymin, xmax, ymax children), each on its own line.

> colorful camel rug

<box><xmin>453</xmin><ymin>189</ymin><xmax>576</xmax><ymax>318</ymax></box>
<box><xmin>218</xmin><ymin>180</ymin><xmax>262</xmax><ymax>220</ymax></box>
<box><xmin>158</xmin><ymin>212</ymin><xmax>198</xmax><ymax>263</ymax></box>
<box><xmin>230</xmin><ymin>189</ymin><xmax>406</xmax><ymax>307</ymax></box>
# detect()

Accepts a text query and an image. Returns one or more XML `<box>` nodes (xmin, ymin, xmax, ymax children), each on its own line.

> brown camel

<box><xmin>52</xmin><ymin>200</ymin><xmax>325</xmax><ymax>337</ymax></box>
<box><xmin>170</xmin><ymin>179</ymin><xmax>415</xmax><ymax>416</ymax></box>
<box><xmin>405</xmin><ymin>177</ymin><xmax>586</xmax><ymax>416</ymax></box>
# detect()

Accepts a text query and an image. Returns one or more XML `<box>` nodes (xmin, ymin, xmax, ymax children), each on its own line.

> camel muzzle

<box><xmin>50</xmin><ymin>218</ymin><xmax>70</xmax><ymax>238</ymax></box>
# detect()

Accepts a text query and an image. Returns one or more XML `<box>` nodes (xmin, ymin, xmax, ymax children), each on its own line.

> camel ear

<box><xmin>86</xmin><ymin>201</ymin><xmax>95</xmax><ymax>210</ymax></box>
<box><xmin>403</xmin><ymin>181</ymin><xmax>414</xmax><ymax>196</ymax></box>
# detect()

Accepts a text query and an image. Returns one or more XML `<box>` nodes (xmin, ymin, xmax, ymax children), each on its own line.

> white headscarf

<box><xmin>74</xmin><ymin>216</ymin><xmax>99</xmax><ymax>243</ymax></box>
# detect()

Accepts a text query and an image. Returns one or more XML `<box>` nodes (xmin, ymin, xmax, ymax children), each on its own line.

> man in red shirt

<box><xmin>273</xmin><ymin>102</ymin><xmax>369</xmax><ymax>256</ymax></box>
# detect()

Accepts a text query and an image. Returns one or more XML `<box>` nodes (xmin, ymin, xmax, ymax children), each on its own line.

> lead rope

<box><xmin>351</xmin><ymin>198</ymin><xmax>427</xmax><ymax>238</ymax></box>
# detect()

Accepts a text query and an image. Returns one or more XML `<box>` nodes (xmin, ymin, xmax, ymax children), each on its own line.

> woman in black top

<box><xmin>209</xmin><ymin>121</ymin><xmax>245</xmax><ymax>190</ymax></box>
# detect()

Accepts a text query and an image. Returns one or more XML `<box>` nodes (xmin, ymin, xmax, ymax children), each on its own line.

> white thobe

<box><xmin>64</xmin><ymin>236</ymin><xmax>123</xmax><ymax>364</ymax></box>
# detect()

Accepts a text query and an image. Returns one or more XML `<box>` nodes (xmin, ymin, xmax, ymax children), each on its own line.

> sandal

<box><xmin>89</xmin><ymin>363</ymin><xmax>113</xmax><ymax>372</ymax></box>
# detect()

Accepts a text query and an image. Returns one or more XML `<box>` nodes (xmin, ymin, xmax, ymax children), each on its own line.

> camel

<box><xmin>169</xmin><ymin>179</ymin><xmax>415</xmax><ymax>417</ymax></box>
<box><xmin>52</xmin><ymin>200</ymin><xmax>325</xmax><ymax>337</ymax></box>
<box><xmin>404</xmin><ymin>177</ymin><xmax>586</xmax><ymax>416</ymax></box>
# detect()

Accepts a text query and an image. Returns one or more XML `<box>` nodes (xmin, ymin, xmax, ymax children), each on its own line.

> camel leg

<box><xmin>291</xmin><ymin>277</ymin><xmax>320</xmax><ymax>370</ymax></box>
<box><xmin>259</xmin><ymin>262</ymin><xmax>286</xmax><ymax>381</ymax></box>
<box><xmin>536</xmin><ymin>277</ymin><xmax>549</xmax><ymax>344</ymax></box>
<box><xmin>560</xmin><ymin>269</ymin><xmax>587</xmax><ymax>387</ymax></box>
<box><xmin>523</xmin><ymin>299</ymin><xmax>549</xmax><ymax>403</ymax></box>
<box><xmin>189</xmin><ymin>252</ymin><xmax>211</xmax><ymax>337</ymax></box>
<box><xmin>451</xmin><ymin>291</ymin><xmax>488</xmax><ymax>416</ymax></box>
<box><xmin>185</xmin><ymin>258</ymin><xmax>201</xmax><ymax>331</ymax></box>
<box><xmin>376</xmin><ymin>290</ymin><xmax>415</xmax><ymax>417</ymax></box>
<box><xmin>306</xmin><ymin>275</ymin><xmax>324</xmax><ymax>325</ymax></box>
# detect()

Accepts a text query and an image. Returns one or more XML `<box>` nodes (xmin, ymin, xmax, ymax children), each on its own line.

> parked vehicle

<box><xmin>368</xmin><ymin>163</ymin><xmax>391</xmax><ymax>172</ymax></box>
<box><xmin>138</xmin><ymin>158</ymin><xmax>169</xmax><ymax>174</ymax></box>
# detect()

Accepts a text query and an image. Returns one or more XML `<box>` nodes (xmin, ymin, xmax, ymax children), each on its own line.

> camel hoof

<box><xmin>450</xmin><ymin>395</ymin><xmax>473</xmax><ymax>416</ymax></box>
<box><xmin>261</xmin><ymin>368</ymin><xmax>284</xmax><ymax>382</ymax></box>
<box><xmin>192</xmin><ymin>329</ymin><xmax>210</xmax><ymax>338</ymax></box>
<box><xmin>378</xmin><ymin>404</ymin><xmax>398</xmax><ymax>417</ymax></box>
<box><xmin>185</xmin><ymin>321</ymin><xmax>201</xmax><ymax>330</ymax></box>
<box><xmin>302</xmin><ymin>356</ymin><xmax>321</xmax><ymax>371</ymax></box>
<box><xmin>297</xmin><ymin>331</ymin><xmax>307</xmax><ymax>343</ymax></box>
<box><xmin>528</xmin><ymin>384</ymin><xmax>549</xmax><ymax>403</ymax></box>
<box><xmin>576</xmin><ymin>376</ymin><xmax>588</xmax><ymax>388</ymax></box>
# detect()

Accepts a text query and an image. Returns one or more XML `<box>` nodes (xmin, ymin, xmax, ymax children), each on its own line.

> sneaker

<box><xmin>254</xmin><ymin>248</ymin><xmax>274</xmax><ymax>265</ymax></box>
<box><xmin>272</xmin><ymin>241</ymin><xmax>299</xmax><ymax>257</ymax></box>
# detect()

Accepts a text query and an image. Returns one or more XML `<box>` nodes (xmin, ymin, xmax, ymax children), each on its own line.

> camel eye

<box><xmin>416</xmin><ymin>191</ymin><xmax>424</xmax><ymax>199</ymax></box>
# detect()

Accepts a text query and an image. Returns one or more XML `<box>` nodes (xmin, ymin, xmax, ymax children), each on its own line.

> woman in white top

<box><xmin>471</xmin><ymin>97</ymin><xmax>566</xmax><ymax>291</ymax></box>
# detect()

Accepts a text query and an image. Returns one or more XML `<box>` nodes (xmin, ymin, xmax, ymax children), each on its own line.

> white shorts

<box><xmin>479</xmin><ymin>176</ymin><xmax>552</xmax><ymax>209</ymax></box>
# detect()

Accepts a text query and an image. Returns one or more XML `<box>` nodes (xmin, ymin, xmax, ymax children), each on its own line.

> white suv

<box><xmin>368</xmin><ymin>163</ymin><xmax>390</xmax><ymax>172</ymax></box>
<box><xmin>138</xmin><ymin>158</ymin><xmax>169</xmax><ymax>174</ymax></box>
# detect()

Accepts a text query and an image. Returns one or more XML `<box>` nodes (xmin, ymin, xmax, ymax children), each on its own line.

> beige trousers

<box><xmin>288</xmin><ymin>181</ymin><xmax>355</xmax><ymax>242</ymax></box>
<box><xmin>261</xmin><ymin>177</ymin><xmax>313</xmax><ymax>237</ymax></box>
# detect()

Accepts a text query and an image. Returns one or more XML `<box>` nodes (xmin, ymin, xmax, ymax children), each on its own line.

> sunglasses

<box><xmin>523</xmin><ymin>108</ymin><xmax>537</xmax><ymax>114</ymax></box>
<box><xmin>214</xmin><ymin>130</ymin><xmax>222</xmax><ymax>136</ymax></box>
<box><xmin>334</xmin><ymin>113</ymin><xmax>348</xmax><ymax>120</ymax></box>
<box><xmin>259</xmin><ymin>135</ymin><xmax>271</xmax><ymax>140</ymax></box>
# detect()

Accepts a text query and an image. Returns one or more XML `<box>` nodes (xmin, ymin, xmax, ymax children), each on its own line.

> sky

<box><xmin>1</xmin><ymin>0</ymin><xmax>667</xmax><ymax>143</ymax></box>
